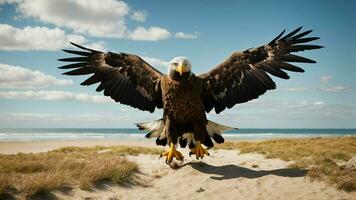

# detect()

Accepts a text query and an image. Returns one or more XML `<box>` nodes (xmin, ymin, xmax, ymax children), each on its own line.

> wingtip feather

<box><xmin>69</xmin><ymin>42</ymin><xmax>100</xmax><ymax>52</ymax></box>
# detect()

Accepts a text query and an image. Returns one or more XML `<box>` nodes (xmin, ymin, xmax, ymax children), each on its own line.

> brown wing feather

<box><xmin>199</xmin><ymin>27</ymin><xmax>323</xmax><ymax>114</ymax></box>
<box><xmin>59</xmin><ymin>42</ymin><xmax>163</xmax><ymax>112</ymax></box>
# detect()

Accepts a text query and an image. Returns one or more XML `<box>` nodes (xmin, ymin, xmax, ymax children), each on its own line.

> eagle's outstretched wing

<box><xmin>199</xmin><ymin>27</ymin><xmax>323</xmax><ymax>114</ymax></box>
<box><xmin>59</xmin><ymin>43</ymin><xmax>163</xmax><ymax>112</ymax></box>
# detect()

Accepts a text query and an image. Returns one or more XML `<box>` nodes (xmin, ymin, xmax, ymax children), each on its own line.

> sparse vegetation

<box><xmin>215</xmin><ymin>137</ymin><xmax>356</xmax><ymax>191</ymax></box>
<box><xmin>53</xmin><ymin>145</ymin><xmax>163</xmax><ymax>156</ymax></box>
<box><xmin>0</xmin><ymin>145</ymin><xmax>162</xmax><ymax>198</ymax></box>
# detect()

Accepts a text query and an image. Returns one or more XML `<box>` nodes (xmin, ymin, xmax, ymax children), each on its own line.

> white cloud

<box><xmin>0</xmin><ymin>23</ymin><xmax>105</xmax><ymax>51</ymax></box>
<box><xmin>272</xmin><ymin>100</ymin><xmax>327</xmax><ymax>110</ymax></box>
<box><xmin>0</xmin><ymin>112</ymin><xmax>130</xmax><ymax>123</ymax></box>
<box><xmin>142</xmin><ymin>56</ymin><xmax>169</xmax><ymax>69</ymax></box>
<box><xmin>0</xmin><ymin>112</ymin><xmax>162</xmax><ymax>128</ymax></box>
<box><xmin>175</xmin><ymin>31</ymin><xmax>199</xmax><ymax>39</ymax></box>
<box><xmin>17</xmin><ymin>0</ymin><xmax>128</xmax><ymax>37</ymax></box>
<box><xmin>131</xmin><ymin>10</ymin><xmax>147</xmax><ymax>22</ymax></box>
<box><xmin>14</xmin><ymin>0</ymin><xmax>171</xmax><ymax>41</ymax></box>
<box><xmin>320</xmin><ymin>75</ymin><xmax>332</xmax><ymax>84</ymax></box>
<box><xmin>0</xmin><ymin>63</ymin><xmax>73</xmax><ymax>89</ymax></box>
<box><xmin>321</xmin><ymin>86</ymin><xmax>349</xmax><ymax>93</ymax></box>
<box><xmin>0</xmin><ymin>23</ymin><xmax>82</xmax><ymax>50</ymax></box>
<box><xmin>83</xmin><ymin>41</ymin><xmax>106</xmax><ymax>51</ymax></box>
<box><xmin>208</xmin><ymin>98</ymin><xmax>356</xmax><ymax>128</ymax></box>
<box><xmin>278</xmin><ymin>84</ymin><xmax>352</xmax><ymax>93</ymax></box>
<box><xmin>0</xmin><ymin>0</ymin><xmax>21</xmax><ymax>4</ymax></box>
<box><xmin>128</xmin><ymin>26</ymin><xmax>171</xmax><ymax>41</ymax></box>
<box><xmin>0</xmin><ymin>90</ymin><xmax>113</xmax><ymax>103</ymax></box>
<box><xmin>279</xmin><ymin>87</ymin><xmax>308</xmax><ymax>92</ymax></box>
<box><xmin>313</xmin><ymin>101</ymin><xmax>325</xmax><ymax>106</ymax></box>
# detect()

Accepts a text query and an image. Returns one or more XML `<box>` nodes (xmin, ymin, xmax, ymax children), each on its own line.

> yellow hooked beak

<box><xmin>176</xmin><ymin>63</ymin><xmax>187</xmax><ymax>76</ymax></box>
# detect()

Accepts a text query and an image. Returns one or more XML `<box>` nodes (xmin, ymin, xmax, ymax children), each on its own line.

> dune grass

<box><xmin>0</xmin><ymin>145</ymin><xmax>161</xmax><ymax>198</ymax></box>
<box><xmin>53</xmin><ymin>145</ymin><xmax>163</xmax><ymax>156</ymax></box>
<box><xmin>215</xmin><ymin>137</ymin><xmax>356</xmax><ymax>191</ymax></box>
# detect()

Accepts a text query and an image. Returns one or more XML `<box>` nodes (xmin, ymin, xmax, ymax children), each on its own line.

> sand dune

<box><xmin>0</xmin><ymin>141</ymin><xmax>354</xmax><ymax>199</ymax></box>
<box><xmin>50</xmin><ymin>148</ymin><xmax>354</xmax><ymax>200</ymax></box>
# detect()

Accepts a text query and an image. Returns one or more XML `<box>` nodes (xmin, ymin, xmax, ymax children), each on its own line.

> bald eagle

<box><xmin>59</xmin><ymin>27</ymin><xmax>322</xmax><ymax>164</ymax></box>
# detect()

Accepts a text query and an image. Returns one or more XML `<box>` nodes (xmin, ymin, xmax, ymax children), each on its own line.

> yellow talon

<box><xmin>189</xmin><ymin>141</ymin><xmax>210</xmax><ymax>159</ymax></box>
<box><xmin>160</xmin><ymin>142</ymin><xmax>184</xmax><ymax>164</ymax></box>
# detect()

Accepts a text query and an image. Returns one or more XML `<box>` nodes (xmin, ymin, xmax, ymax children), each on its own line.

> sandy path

<box><xmin>1</xmin><ymin>140</ymin><xmax>354</xmax><ymax>199</ymax></box>
<box><xmin>51</xmin><ymin>149</ymin><xmax>354</xmax><ymax>200</ymax></box>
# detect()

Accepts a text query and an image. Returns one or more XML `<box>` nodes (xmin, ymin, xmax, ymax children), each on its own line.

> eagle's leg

<box><xmin>189</xmin><ymin>141</ymin><xmax>210</xmax><ymax>159</ymax></box>
<box><xmin>160</xmin><ymin>142</ymin><xmax>184</xmax><ymax>164</ymax></box>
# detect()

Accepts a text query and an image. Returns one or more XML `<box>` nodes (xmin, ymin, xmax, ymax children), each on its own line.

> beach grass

<box><xmin>215</xmin><ymin>136</ymin><xmax>356</xmax><ymax>191</ymax></box>
<box><xmin>0</xmin><ymin>145</ymin><xmax>162</xmax><ymax>198</ymax></box>
<box><xmin>53</xmin><ymin>145</ymin><xmax>163</xmax><ymax>156</ymax></box>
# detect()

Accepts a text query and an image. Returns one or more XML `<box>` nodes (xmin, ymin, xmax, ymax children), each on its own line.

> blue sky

<box><xmin>0</xmin><ymin>0</ymin><xmax>355</xmax><ymax>128</ymax></box>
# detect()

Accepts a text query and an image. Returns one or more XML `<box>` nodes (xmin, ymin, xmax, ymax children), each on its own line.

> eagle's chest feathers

<box><xmin>161</xmin><ymin>75</ymin><xmax>204</xmax><ymax>121</ymax></box>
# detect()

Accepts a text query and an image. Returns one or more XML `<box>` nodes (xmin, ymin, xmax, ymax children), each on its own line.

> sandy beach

<box><xmin>0</xmin><ymin>139</ymin><xmax>160</xmax><ymax>154</ymax></box>
<box><xmin>0</xmin><ymin>139</ymin><xmax>354</xmax><ymax>200</ymax></box>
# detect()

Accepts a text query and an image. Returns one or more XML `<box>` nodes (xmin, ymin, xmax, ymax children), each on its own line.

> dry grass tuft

<box><xmin>53</xmin><ymin>145</ymin><xmax>162</xmax><ymax>156</ymax></box>
<box><xmin>0</xmin><ymin>145</ymin><xmax>161</xmax><ymax>198</ymax></box>
<box><xmin>215</xmin><ymin>137</ymin><xmax>356</xmax><ymax>191</ymax></box>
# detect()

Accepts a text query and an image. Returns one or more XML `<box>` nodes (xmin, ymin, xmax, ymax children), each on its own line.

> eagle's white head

<box><xmin>168</xmin><ymin>56</ymin><xmax>192</xmax><ymax>76</ymax></box>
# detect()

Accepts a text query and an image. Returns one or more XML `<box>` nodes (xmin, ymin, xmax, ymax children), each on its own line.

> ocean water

<box><xmin>0</xmin><ymin>128</ymin><xmax>355</xmax><ymax>141</ymax></box>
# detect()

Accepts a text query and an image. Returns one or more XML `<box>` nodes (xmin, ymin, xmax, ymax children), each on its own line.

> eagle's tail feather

<box><xmin>136</xmin><ymin>119</ymin><xmax>237</xmax><ymax>148</ymax></box>
<box><xmin>135</xmin><ymin>119</ymin><xmax>163</xmax><ymax>138</ymax></box>
<box><xmin>206</xmin><ymin>120</ymin><xmax>238</xmax><ymax>144</ymax></box>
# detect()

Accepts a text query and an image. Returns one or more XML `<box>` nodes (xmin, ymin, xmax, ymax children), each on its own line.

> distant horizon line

<box><xmin>1</xmin><ymin>128</ymin><xmax>356</xmax><ymax>130</ymax></box>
